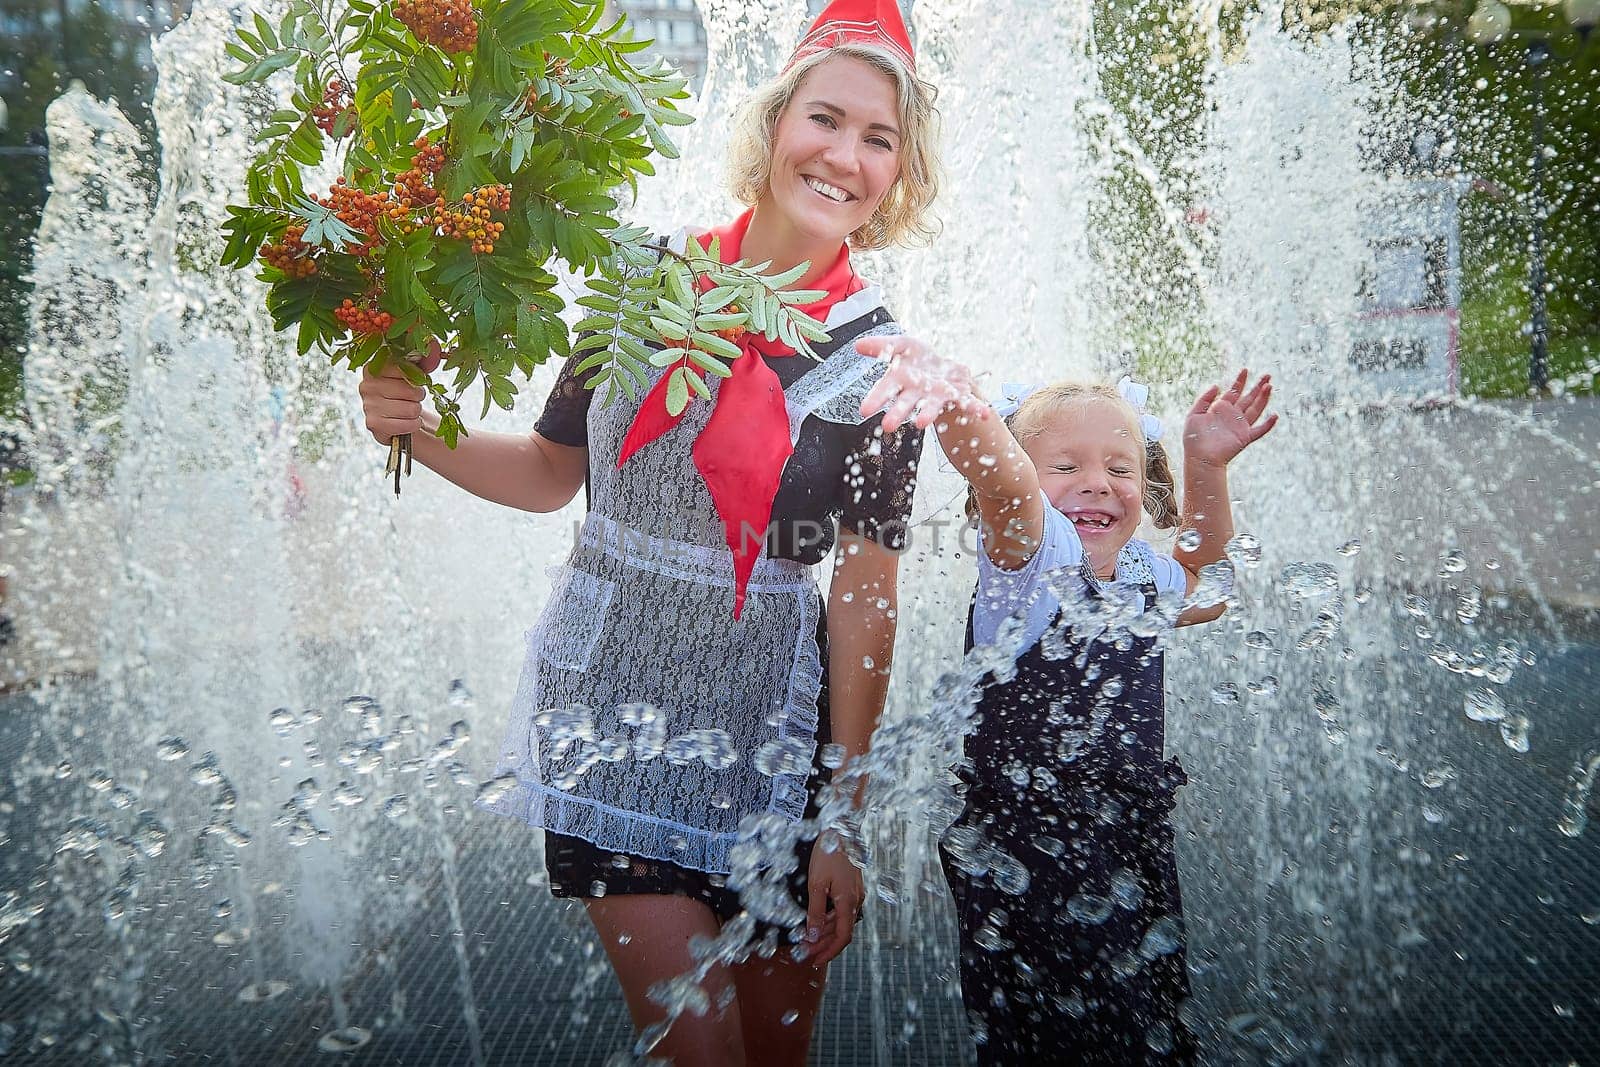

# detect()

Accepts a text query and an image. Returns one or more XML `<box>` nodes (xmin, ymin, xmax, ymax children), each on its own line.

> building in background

<box><xmin>602</xmin><ymin>1</ymin><xmax>910</xmax><ymax>91</ymax></box>
<box><xmin>606</xmin><ymin>0</ymin><xmax>708</xmax><ymax>88</ymax></box>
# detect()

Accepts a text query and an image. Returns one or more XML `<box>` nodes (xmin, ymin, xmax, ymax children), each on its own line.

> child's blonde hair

<box><xmin>967</xmin><ymin>381</ymin><xmax>1182</xmax><ymax>529</ymax></box>
<box><xmin>725</xmin><ymin>42</ymin><xmax>942</xmax><ymax>251</ymax></box>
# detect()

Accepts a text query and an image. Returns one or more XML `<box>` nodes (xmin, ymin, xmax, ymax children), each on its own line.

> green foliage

<box><xmin>571</xmin><ymin>229</ymin><xmax>829</xmax><ymax>413</ymax></box>
<box><xmin>224</xmin><ymin>0</ymin><xmax>831</xmax><ymax>448</ymax></box>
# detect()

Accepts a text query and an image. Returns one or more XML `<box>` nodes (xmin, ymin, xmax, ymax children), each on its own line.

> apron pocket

<box><xmin>533</xmin><ymin>565</ymin><xmax>616</xmax><ymax>673</ymax></box>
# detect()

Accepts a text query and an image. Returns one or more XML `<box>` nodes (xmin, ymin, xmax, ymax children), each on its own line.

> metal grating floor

<box><xmin>1</xmin><ymin>622</ymin><xmax>1597</xmax><ymax>1064</ymax></box>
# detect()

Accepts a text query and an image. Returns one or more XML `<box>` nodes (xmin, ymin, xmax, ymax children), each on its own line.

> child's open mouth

<box><xmin>1067</xmin><ymin>511</ymin><xmax>1117</xmax><ymax>531</ymax></box>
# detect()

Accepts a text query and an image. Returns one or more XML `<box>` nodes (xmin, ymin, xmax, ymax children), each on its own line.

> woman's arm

<box><xmin>826</xmin><ymin>532</ymin><xmax>900</xmax><ymax>781</ymax></box>
<box><xmin>1173</xmin><ymin>371</ymin><xmax>1277</xmax><ymax>626</ymax></box>
<box><xmin>804</xmin><ymin>532</ymin><xmax>899</xmax><ymax>967</ymax></box>
<box><xmin>360</xmin><ymin>364</ymin><xmax>588</xmax><ymax>514</ymax></box>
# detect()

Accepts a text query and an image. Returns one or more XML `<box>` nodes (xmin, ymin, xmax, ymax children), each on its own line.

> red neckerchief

<box><xmin>617</xmin><ymin>209</ymin><xmax>866</xmax><ymax>618</ymax></box>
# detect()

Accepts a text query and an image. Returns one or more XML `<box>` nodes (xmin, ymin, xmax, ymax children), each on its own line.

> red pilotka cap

<box><xmin>789</xmin><ymin>0</ymin><xmax>916</xmax><ymax>72</ymax></box>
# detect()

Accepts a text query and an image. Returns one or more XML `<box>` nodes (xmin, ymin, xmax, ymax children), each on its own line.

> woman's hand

<box><xmin>1184</xmin><ymin>369</ymin><xmax>1277</xmax><ymax>468</ymax></box>
<box><xmin>856</xmin><ymin>334</ymin><xmax>983</xmax><ymax>433</ymax></box>
<box><xmin>802</xmin><ymin>832</ymin><xmax>864</xmax><ymax>967</ymax></box>
<box><xmin>357</xmin><ymin>339</ymin><xmax>443</xmax><ymax>446</ymax></box>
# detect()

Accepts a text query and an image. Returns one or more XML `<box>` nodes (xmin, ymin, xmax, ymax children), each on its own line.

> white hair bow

<box><xmin>1117</xmin><ymin>375</ymin><xmax>1164</xmax><ymax>444</ymax></box>
<box><xmin>993</xmin><ymin>381</ymin><xmax>1042</xmax><ymax>420</ymax></box>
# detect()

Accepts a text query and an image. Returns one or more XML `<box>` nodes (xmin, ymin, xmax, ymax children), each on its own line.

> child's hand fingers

<box><xmin>1221</xmin><ymin>368</ymin><xmax>1248</xmax><ymax>405</ymax></box>
<box><xmin>1189</xmin><ymin>384</ymin><xmax>1220</xmax><ymax>417</ymax></box>
<box><xmin>1248</xmin><ymin>412</ymin><xmax>1280</xmax><ymax>443</ymax></box>
<box><xmin>1241</xmin><ymin>377</ymin><xmax>1272</xmax><ymax>423</ymax></box>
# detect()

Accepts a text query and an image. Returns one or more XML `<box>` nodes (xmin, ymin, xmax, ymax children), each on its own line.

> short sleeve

<box><xmin>837</xmin><ymin>420</ymin><xmax>923</xmax><ymax>550</ymax></box>
<box><xmin>533</xmin><ymin>352</ymin><xmax>592</xmax><ymax>447</ymax></box>
<box><xmin>975</xmin><ymin>505</ymin><xmax>1085</xmax><ymax>616</ymax></box>
<box><xmin>1149</xmin><ymin>551</ymin><xmax>1188</xmax><ymax>598</ymax></box>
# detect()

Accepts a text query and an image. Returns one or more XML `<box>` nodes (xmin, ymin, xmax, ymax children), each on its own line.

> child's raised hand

<box><xmin>1184</xmin><ymin>369</ymin><xmax>1277</xmax><ymax>468</ymax></box>
<box><xmin>857</xmin><ymin>334</ymin><xmax>984</xmax><ymax>433</ymax></box>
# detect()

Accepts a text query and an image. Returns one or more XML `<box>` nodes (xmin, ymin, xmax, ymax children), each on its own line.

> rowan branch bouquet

<box><xmin>219</xmin><ymin>0</ymin><xmax>831</xmax><ymax>491</ymax></box>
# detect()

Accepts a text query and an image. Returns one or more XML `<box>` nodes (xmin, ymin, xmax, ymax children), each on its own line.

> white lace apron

<box><xmin>478</xmin><ymin>236</ymin><xmax>901</xmax><ymax>875</ymax></box>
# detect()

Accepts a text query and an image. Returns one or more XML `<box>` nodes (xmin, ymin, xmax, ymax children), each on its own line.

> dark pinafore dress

<box><xmin>941</xmin><ymin>569</ymin><xmax>1196</xmax><ymax>1066</ymax></box>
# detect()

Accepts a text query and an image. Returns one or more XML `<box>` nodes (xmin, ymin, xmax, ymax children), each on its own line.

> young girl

<box><xmin>858</xmin><ymin>343</ymin><xmax>1275</xmax><ymax>1065</ymax></box>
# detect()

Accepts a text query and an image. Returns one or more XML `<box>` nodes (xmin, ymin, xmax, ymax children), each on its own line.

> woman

<box><xmin>359</xmin><ymin>3</ymin><xmax>950</xmax><ymax>1062</ymax></box>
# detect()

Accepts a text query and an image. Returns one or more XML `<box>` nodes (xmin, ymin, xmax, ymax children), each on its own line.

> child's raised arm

<box><xmin>934</xmin><ymin>404</ymin><xmax>1046</xmax><ymax>571</ymax></box>
<box><xmin>1173</xmin><ymin>370</ymin><xmax>1277</xmax><ymax>626</ymax></box>
<box><xmin>856</xmin><ymin>335</ymin><xmax>1044</xmax><ymax>571</ymax></box>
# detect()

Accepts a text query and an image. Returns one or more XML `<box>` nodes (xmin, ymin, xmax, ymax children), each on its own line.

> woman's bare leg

<box><xmin>585</xmin><ymin>894</ymin><xmax>745</xmax><ymax>1066</ymax></box>
<box><xmin>729</xmin><ymin>948</ymin><xmax>828</xmax><ymax>1067</ymax></box>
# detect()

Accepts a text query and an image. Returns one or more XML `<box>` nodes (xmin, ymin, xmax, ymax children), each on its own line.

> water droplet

<box><xmin>1421</xmin><ymin>766</ymin><xmax>1457</xmax><ymax>789</ymax></box>
<box><xmin>54</xmin><ymin>760</ymin><xmax>73</xmax><ymax>779</ymax></box>
<box><xmin>1336</xmin><ymin>539</ymin><xmax>1361</xmax><ymax>557</ymax></box>
<box><xmin>1440</xmin><ymin>549</ymin><xmax>1467</xmax><ymax>573</ymax></box>
<box><xmin>1313</xmin><ymin>688</ymin><xmax>1339</xmax><ymax>712</ymax></box>
<box><xmin>382</xmin><ymin>795</ymin><xmax>410</xmax><ymax>819</ymax></box>
<box><xmin>1422</xmin><ymin>804</ymin><xmax>1446</xmax><ymax>825</ymax></box>
<box><xmin>475</xmin><ymin>773</ymin><xmax>517</xmax><ymax>807</ymax></box>
<box><xmin>332</xmin><ymin>782</ymin><xmax>366</xmax><ymax>807</ymax></box>
<box><xmin>155</xmin><ymin>737</ymin><xmax>190</xmax><ymax>761</ymax></box>
<box><xmin>317</xmin><ymin>1026</ymin><xmax>372</xmax><ymax>1053</ymax></box>
<box><xmin>1499</xmin><ymin>714</ymin><xmax>1531</xmax><ymax>753</ymax></box>
<box><xmin>1464</xmin><ymin>689</ymin><xmax>1506</xmax><ymax>723</ymax></box>
<box><xmin>1225</xmin><ymin>533</ymin><xmax>1262</xmax><ymax>568</ymax></box>
<box><xmin>236</xmin><ymin>980</ymin><xmax>291</xmax><ymax>1003</ymax></box>
<box><xmin>107</xmin><ymin>786</ymin><xmax>136</xmax><ymax>810</ymax></box>
<box><xmin>1246</xmin><ymin>675</ymin><xmax>1280</xmax><ymax>697</ymax></box>
<box><xmin>342</xmin><ymin>695</ymin><xmax>381</xmax><ymax>719</ymax></box>
<box><xmin>781</xmin><ymin>1009</ymin><xmax>800</xmax><ymax>1026</ymax></box>
<box><xmin>1137</xmin><ymin>915</ymin><xmax>1183</xmax><ymax>958</ymax></box>
<box><xmin>1110</xmin><ymin>869</ymin><xmax>1144</xmax><ymax>911</ymax></box>
<box><xmin>448</xmin><ymin>679</ymin><xmax>475</xmax><ymax>708</ymax></box>
<box><xmin>268</xmin><ymin>707</ymin><xmax>297</xmax><ymax>732</ymax></box>
<box><xmin>212</xmin><ymin>927</ymin><xmax>251</xmax><ymax>946</ymax></box>
<box><xmin>991</xmin><ymin>855</ymin><xmax>1030</xmax><ymax>895</ymax></box>
<box><xmin>1066</xmin><ymin>893</ymin><xmax>1113</xmax><ymax>925</ymax></box>
<box><xmin>1210</xmin><ymin>682</ymin><xmax>1240</xmax><ymax>706</ymax></box>
<box><xmin>88</xmin><ymin>769</ymin><xmax>113</xmax><ymax>792</ymax></box>
<box><xmin>1278</xmin><ymin>561</ymin><xmax>1338</xmax><ymax>599</ymax></box>
<box><xmin>1032</xmin><ymin>836</ymin><xmax>1066</xmax><ymax>858</ymax></box>
<box><xmin>1177</xmin><ymin>528</ymin><xmax>1202</xmax><ymax>552</ymax></box>
<box><xmin>753</xmin><ymin>737</ymin><xmax>811</xmax><ymax>777</ymax></box>
<box><xmin>190</xmin><ymin>753</ymin><xmax>224</xmax><ymax>786</ymax></box>
<box><xmin>1245</xmin><ymin>630</ymin><xmax>1276</xmax><ymax>652</ymax></box>
<box><xmin>1187</xmin><ymin>559</ymin><xmax>1235</xmax><ymax>609</ymax></box>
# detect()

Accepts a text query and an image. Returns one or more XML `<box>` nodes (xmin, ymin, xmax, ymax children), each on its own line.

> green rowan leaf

<box><xmin>665</xmin><ymin>367</ymin><xmax>690</xmax><ymax>416</ymax></box>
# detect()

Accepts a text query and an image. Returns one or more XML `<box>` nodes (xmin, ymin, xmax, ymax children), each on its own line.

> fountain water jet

<box><xmin>2</xmin><ymin>0</ymin><xmax>1597</xmax><ymax>1063</ymax></box>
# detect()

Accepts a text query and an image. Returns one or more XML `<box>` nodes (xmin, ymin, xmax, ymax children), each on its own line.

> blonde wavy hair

<box><xmin>725</xmin><ymin>42</ymin><xmax>942</xmax><ymax>251</ymax></box>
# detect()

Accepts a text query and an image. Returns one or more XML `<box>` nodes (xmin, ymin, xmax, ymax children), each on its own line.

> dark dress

<box><xmin>533</xmin><ymin>306</ymin><xmax>921</xmax><ymax>921</ymax></box>
<box><xmin>941</xmin><ymin>578</ymin><xmax>1196</xmax><ymax>1066</ymax></box>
